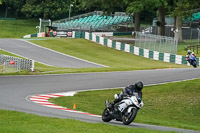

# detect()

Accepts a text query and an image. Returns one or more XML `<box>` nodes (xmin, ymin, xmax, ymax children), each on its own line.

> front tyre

<box><xmin>102</xmin><ymin>109</ymin><xmax>112</xmax><ymax>122</ymax></box>
<box><xmin>122</xmin><ymin>108</ymin><xmax>137</xmax><ymax>125</ymax></box>
<box><xmin>193</xmin><ymin>61</ymin><xmax>197</xmax><ymax>68</ymax></box>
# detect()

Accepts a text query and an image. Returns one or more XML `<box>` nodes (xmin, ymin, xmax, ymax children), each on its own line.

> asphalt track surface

<box><xmin>0</xmin><ymin>68</ymin><xmax>200</xmax><ymax>133</ymax></box>
<box><xmin>0</xmin><ymin>39</ymin><xmax>200</xmax><ymax>132</ymax></box>
<box><xmin>0</xmin><ymin>39</ymin><xmax>104</xmax><ymax>68</ymax></box>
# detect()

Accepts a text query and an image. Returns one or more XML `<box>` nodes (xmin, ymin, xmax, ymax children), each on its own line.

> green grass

<box><xmin>50</xmin><ymin>79</ymin><xmax>200</xmax><ymax>131</ymax></box>
<box><xmin>0</xmin><ymin>110</ymin><xmax>175</xmax><ymax>133</ymax></box>
<box><xmin>177</xmin><ymin>40</ymin><xmax>200</xmax><ymax>57</ymax></box>
<box><xmin>0</xmin><ymin>19</ymin><xmax>38</xmax><ymax>38</ymax></box>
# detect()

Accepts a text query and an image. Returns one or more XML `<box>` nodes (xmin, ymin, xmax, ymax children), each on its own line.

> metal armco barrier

<box><xmin>0</xmin><ymin>54</ymin><xmax>34</xmax><ymax>72</ymax></box>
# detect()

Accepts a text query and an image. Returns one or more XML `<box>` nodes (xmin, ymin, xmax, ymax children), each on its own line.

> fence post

<box><xmin>31</xmin><ymin>60</ymin><xmax>34</xmax><ymax>72</ymax></box>
<box><xmin>3</xmin><ymin>62</ymin><xmax>6</xmax><ymax>73</ymax></box>
<box><xmin>17</xmin><ymin>60</ymin><xmax>20</xmax><ymax>72</ymax></box>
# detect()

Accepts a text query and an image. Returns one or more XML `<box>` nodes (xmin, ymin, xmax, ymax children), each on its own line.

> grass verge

<box><xmin>0</xmin><ymin>110</ymin><xmax>175</xmax><ymax>133</ymax></box>
<box><xmin>50</xmin><ymin>79</ymin><xmax>200</xmax><ymax>131</ymax></box>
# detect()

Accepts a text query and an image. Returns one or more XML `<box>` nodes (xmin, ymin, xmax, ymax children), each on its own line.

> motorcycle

<box><xmin>102</xmin><ymin>93</ymin><xmax>144</xmax><ymax>125</ymax></box>
<box><xmin>187</xmin><ymin>55</ymin><xmax>197</xmax><ymax>68</ymax></box>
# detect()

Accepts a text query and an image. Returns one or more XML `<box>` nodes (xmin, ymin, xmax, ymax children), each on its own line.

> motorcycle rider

<box><xmin>186</xmin><ymin>50</ymin><xmax>196</xmax><ymax>64</ymax></box>
<box><xmin>110</xmin><ymin>81</ymin><xmax>143</xmax><ymax>108</ymax></box>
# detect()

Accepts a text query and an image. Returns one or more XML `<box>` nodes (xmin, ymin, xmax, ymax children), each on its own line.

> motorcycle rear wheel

<box><xmin>102</xmin><ymin>109</ymin><xmax>112</xmax><ymax>122</ymax></box>
<box><xmin>122</xmin><ymin>108</ymin><xmax>137</xmax><ymax>125</ymax></box>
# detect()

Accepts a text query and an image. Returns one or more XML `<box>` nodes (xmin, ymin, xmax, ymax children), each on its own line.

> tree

<box><xmin>171</xmin><ymin>0</ymin><xmax>200</xmax><ymax>42</ymax></box>
<box><xmin>0</xmin><ymin>0</ymin><xmax>26</xmax><ymax>18</ymax></box>
<box><xmin>21</xmin><ymin>0</ymin><xmax>75</xmax><ymax>19</ymax></box>
<box><xmin>156</xmin><ymin>0</ymin><xmax>167</xmax><ymax>36</ymax></box>
<box><xmin>124</xmin><ymin>0</ymin><xmax>161</xmax><ymax>32</ymax></box>
<box><xmin>123</xmin><ymin>0</ymin><xmax>145</xmax><ymax>31</ymax></box>
<box><xmin>80</xmin><ymin>0</ymin><xmax>125</xmax><ymax>15</ymax></box>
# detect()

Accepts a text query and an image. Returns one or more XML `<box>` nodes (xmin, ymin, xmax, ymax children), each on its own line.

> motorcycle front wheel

<box><xmin>102</xmin><ymin>109</ymin><xmax>112</xmax><ymax>122</ymax></box>
<box><xmin>193</xmin><ymin>61</ymin><xmax>197</xmax><ymax>68</ymax></box>
<box><xmin>122</xmin><ymin>108</ymin><xmax>137</xmax><ymax>125</ymax></box>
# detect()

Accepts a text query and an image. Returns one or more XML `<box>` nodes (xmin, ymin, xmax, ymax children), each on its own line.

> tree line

<box><xmin>0</xmin><ymin>0</ymin><xmax>200</xmax><ymax>42</ymax></box>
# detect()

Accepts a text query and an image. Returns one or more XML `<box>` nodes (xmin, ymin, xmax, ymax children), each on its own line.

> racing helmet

<box><xmin>187</xmin><ymin>50</ymin><xmax>191</xmax><ymax>54</ymax></box>
<box><xmin>135</xmin><ymin>81</ymin><xmax>143</xmax><ymax>91</ymax></box>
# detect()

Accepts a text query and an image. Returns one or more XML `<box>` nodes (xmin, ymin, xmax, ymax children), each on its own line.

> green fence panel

<box><xmin>139</xmin><ymin>48</ymin><xmax>144</xmax><ymax>56</ymax></box>
<box><xmin>82</xmin><ymin>32</ymin><xmax>85</xmax><ymax>38</ymax></box>
<box><xmin>89</xmin><ymin>33</ymin><xmax>92</xmax><ymax>40</ymax></box>
<box><xmin>112</xmin><ymin>41</ymin><xmax>116</xmax><ymax>49</ymax></box>
<box><xmin>159</xmin><ymin>53</ymin><xmax>164</xmax><ymax>61</ymax></box>
<box><xmin>104</xmin><ymin>38</ymin><xmax>108</xmax><ymax>46</ymax></box>
<box><xmin>31</xmin><ymin>34</ymin><xmax>37</xmax><ymax>37</ymax></box>
<box><xmin>182</xmin><ymin>56</ymin><xmax>188</xmax><ymax>65</ymax></box>
<box><xmin>96</xmin><ymin>36</ymin><xmax>100</xmax><ymax>43</ymax></box>
<box><xmin>0</xmin><ymin>17</ymin><xmax>16</xmax><ymax>20</ymax></box>
<box><xmin>196</xmin><ymin>57</ymin><xmax>199</xmax><ymax>66</ymax></box>
<box><xmin>75</xmin><ymin>32</ymin><xmax>85</xmax><ymax>38</ymax></box>
<box><xmin>120</xmin><ymin>43</ymin><xmax>125</xmax><ymax>51</ymax></box>
<box><xmin>75</xmin><ymin>32</ymin><xmax>80</xmax><ymax>38</ymax></box>
<box><xmin>130</xmin><ymin>45</ymin><xmax>134</xmax><ymax>53</ymax></box>
<box><xmin>149</xmin><ymin>51</ymin><xmax>154</xmax><ymax>59</ymax></box>
<box><xmin>170</xmin><ymin>54</ymin><xmax>176</xmax><ymax>63</ymax></box>
<box><xmin>113</xmin><ymin>32</ymin><xmax>132</xmax><ymax>36</ymax></box>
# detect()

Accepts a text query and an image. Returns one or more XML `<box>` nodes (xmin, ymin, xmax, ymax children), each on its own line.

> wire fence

<box><xmin>0</xmin><ymin>54</ymin><xmax>34</xmax><ymax>73</ymax></box>
<box><xmin>134</xmin><ymin>32</ymin><xmax>178</xmax><ymax>54</ymax></box>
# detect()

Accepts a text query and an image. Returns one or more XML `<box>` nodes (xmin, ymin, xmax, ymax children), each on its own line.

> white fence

<box><xmin>135</xmin><ymin>32</ymin><xmax>178</xmax><ymax>54</ymax></box>
<box><xmin>0</xmin><ymin>54</ymin><xmax>34</xmax><ymax>72</ymax></box>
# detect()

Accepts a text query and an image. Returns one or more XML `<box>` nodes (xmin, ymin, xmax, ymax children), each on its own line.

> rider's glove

<box><xmin>138</xmin><ymin>97</ymin><xmax>142</xmax><ymax>103</ymax></box>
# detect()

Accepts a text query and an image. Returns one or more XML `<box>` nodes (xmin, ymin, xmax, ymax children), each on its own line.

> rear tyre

<box><xmin>102</xmin><ymin>109</ymin><xmax>112</xmax><ymax>122</ymax></box>
<box><xmin>122</xmin><ymin>108</ymin><xmax>137</xmax><ymax>125</ymax></box>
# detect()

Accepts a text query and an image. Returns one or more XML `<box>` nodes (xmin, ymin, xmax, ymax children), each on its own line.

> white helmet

<box><xmin>187</xmin><ymin>50</ymin><xmax>191</xmax><ymax>54</ymax></box>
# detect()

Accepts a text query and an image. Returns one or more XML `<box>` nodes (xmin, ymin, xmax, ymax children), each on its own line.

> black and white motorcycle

<box><xmin>102</xmin><ymin>93</ymin><xmax>144</xmax><ymax>125</ymax></box>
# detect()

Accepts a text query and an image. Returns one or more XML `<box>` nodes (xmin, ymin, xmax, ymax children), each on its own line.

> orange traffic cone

<box><xmin>73</xmin><ymin>104</ymin><xmax>76</xmax><ymax>109</ymax></box>
<box><xmin>169</xmin><ymin>66</ymin><xmax>171</xmax><ymax>69</ymax></box>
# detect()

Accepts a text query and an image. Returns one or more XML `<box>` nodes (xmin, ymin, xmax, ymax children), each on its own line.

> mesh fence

<box><xmin>135</xmin><ymin>32</ymin><xmax>178</xmax><ymax>54</ymax></box>
<box><xmin>3</xmin><ymin>60</ymin><xmax>20</xmax><ymax>73</ymax></box>
<box><xmin>0</xmin><ymin>54</ymin><xmax>34</xmax><ymax>72</ymax></box>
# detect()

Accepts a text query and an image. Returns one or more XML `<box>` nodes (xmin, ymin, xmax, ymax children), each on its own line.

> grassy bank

<box><xmin>30</xmin><ymin>38</ymin><xmax>188</xmax><ymax>70</ymax></box>
<box><xmin>50</xmin><ymin>79</ymin><xmax>200</xmax><ymax>131</ymax></box>
<box><xmin>0</xmin><ymin>19</ymin><xmax>38</xmax><ymax>38</ymax></box>
<box><xmin>0</xmin><ymin>110</ymin><xmax>175</xmax><ymax>133</ymax></box>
